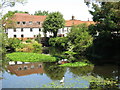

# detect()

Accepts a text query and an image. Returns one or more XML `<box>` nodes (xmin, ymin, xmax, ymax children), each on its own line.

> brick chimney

<box><xmin>72</xmin><ymin>16</ymin><xmax>75</xmax><ymax>20</ymax></box>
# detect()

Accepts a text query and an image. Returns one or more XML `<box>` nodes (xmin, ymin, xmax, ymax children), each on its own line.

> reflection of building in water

<box><xmin>7</xmin><ymin>62</ymin><xmax>44</xmax><ymax>76</ymax></box>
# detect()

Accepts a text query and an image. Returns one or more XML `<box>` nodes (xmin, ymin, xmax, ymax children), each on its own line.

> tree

<box><xmin>34</xmin><ymin>10</ymin><xmax>50</xmax><ymax>16</ymax></box>
<box><xmin>0</xmin><ymin>0</ymin><xmax>26</xmax><ymax>59</ymax></box>
<box><xmin>67</xmin><ymin>24</ymin><xmax>93</xmax><ymax>55</ymax></box>
<box><xmin>43</xmin><ymin>12</ymin><xmax>65</xmax><ymax>37</ymax></box>
<box><xmin>88</xmin><ymin>2</ymin><xmax>120</xmax><ymax>35</ymax></box>
<box><xmin>86</xmin><ymin>2</ymin><xmax>120</xmax><ymax>60</ymax></box>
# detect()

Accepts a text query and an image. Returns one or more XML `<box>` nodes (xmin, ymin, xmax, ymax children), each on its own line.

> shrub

<box><xmin>25</xmin><ymin>39</ymin><xmax>32</xmax><ymax>43</ymax></box>
<box><xmin>8</xmin><ymin>38</ymin><xmax>21</xmax><ymax>49</ymax></box>
<box><xmin>6</xmin><ymin>52</ymin><xmax>56</xmax><ymax>62</ymax></box>
<box><xmin>49</xmin><ymin>37</ymin><xmax>68</xmax><ymax>49</ymax></box>
<box><xmin>16</xmin><ymin>40</ymin><xmax>42</xmax><ymax>53</ymax></box>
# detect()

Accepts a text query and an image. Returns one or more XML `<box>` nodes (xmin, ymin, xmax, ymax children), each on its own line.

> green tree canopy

<box><xmin>89</xmin><ymin>2</ymin><xmax>120</xmax><ymax>34</ymax></box>
<box><xmin>34</xmin><ymin>10</ymin><xmax>50</xmax><ymax>16</ymax></box>
<box><xmin>67</xmin><ymin>24</ymin><xmax>93</xmax><ymax>55</ymax></box>
<box><xmin>43</xmin><ymin>12</ymin><xmax>65</xmax><ymax>37</ymax></box>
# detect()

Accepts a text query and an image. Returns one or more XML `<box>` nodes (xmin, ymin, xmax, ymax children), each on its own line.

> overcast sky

<box><xmin>4</xmin><ymin>0</ymin><xmax>93</xmax><ymax>21</ymax></box>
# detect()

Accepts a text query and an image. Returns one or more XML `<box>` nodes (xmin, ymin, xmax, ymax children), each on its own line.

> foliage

<box><xmin>25</xmin><ymin>39</ymin><xmax>32</xmax><ymax>43</ymax></box>
<box><xmin>63</xmin><ymin>51</ymin><xmax>77</xmax><ymax>62</ymax></box>
<box><xmin>8</xmin><ymin>38</ymin><xmax>21</xmax><ymax>49</ymax></box>
<box><xmin>6</xmin><ymin>52</ymin><xmax>56</xmax><ymax>62</ymax></box>
<box><xmin>49</xmin><ymin>37</ymin><xmax>68</xmax><ymax>49</ymax></box>
<box><xmin>89</xmin><ymin>2</ymin><xmax>120</xmax><ymax>34</ymax></box>
<box><xmin>34</xmin><ymin>10</ymin><xmax>50</xmax><ymax>16</ymax></box>
<box><xmin>43</xmin><ymin>62</ymin><xmax>66</xmax><ymax>80</ymax></box>
<box><xmin>67</xmin><ymin>24</ymin><xmax>93</xmax><ymax>55</ymax></box>
<box><xmin>43</xmin><ymin>12</ymin><xmax>65</xmax><ymax>37</ymax></box>
<box><xmin>0</xmin><ymin>28</ymin><xmax>8</xmax><ymax>55</ymax></box>
<box><xmin>16</xmin><ymin>40</ymin><xmax>42</xmax><ymax>53</ymax></box>
<box><xmin>86</xmin><ymin>2</ymin><xmax>120</xmax><ymax>60</ymax></box>
<box><xmin>35</xmin><ymin>33</ymin><xmax>41</xmax><ymax>43</ymax></box>
<box><xmin>59</xmin><ymin>62</ymin><xmax>91</xmax><ymax>67</ymax></box>
<box><xmin>0</xmin><ymin>0</ymin><xmax>27</xmax><ymax>9</ymax></box>
<box><xmin>69</xmin><ymin>65</ymin><xmax>94</xmax><ymax>76</ymax></box>
<box><xmin>82</xmin><ymin>75</ymin><xmax>118</xmax><ymax>89</ymax></box>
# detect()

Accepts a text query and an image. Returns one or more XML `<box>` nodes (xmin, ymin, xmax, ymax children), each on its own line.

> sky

<box><xmin>4</xmin><ymin>0</ymin><xmax>93</xmax><ymax>21</ymax></box>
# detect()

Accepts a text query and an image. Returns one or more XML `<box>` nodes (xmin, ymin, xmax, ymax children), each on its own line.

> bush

<box><xmin>16</xmin><ymin>40</ymin><xmax>42</xmax><ymax>53</ymax></box>
<box><xmin>25</xmin><ymin>39</ymin><xmax>32</xmax><ymax>43</ymax></box>
<box><xmin>8</xmin><ymin>38</ymin><xmax>21</xmax><ymax>49</ymax></box>
<box><xmin>6</xmin><ymin>52</ymin><xmax>56</xmax><ymax>62</ymax></box>
<box><xmin>49</xmin><ymin>37</ymin><xmax>68</xmax><ymax>49</ymax></box>
<box><xmin>67</xmin><ymin>24</ymin><xmax>93</xmax><ymax>55</ymax></box>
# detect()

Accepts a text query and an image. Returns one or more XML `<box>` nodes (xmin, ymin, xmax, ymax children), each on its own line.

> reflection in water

<box><xmin>7</xmin><ymin>62</ymin><xmax>44</xmax><ymax>76</ymax></box>
<box><xmin>69</xmin><ymin>65</ymin><xmax>94</xmax><ymax>77</ymax></box>
<box><xmin>1</xmin><ymin>59</ymin><xmax>120</xmax><ymax>89</ymax></box>
<box><xmin>43</xmin><ymin>62</ymin><xmax>66</xmax><ymax>80</ymax></box>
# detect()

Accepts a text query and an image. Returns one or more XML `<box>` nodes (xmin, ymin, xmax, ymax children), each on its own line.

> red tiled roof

<box><xmin>13</xmin><ymin>13</ymin><xmax>46</xmax><ymax>22</ymax></box>
<box><xmin>65</xmin><ymin>20</ymin><xmax>95</xmax><ymax>27</ymax></box>
<box><xmin>6</xmin><ymin>13</ymin><xmax>94</xmax><ymax>28</ymax></box>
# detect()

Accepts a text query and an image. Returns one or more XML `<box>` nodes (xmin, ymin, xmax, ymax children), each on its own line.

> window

<box><xmin>21</xmin><ymin>28</ymin><xmax>23</xmax><ymax>32</ymax></box>
<box><xmin>18</xmin><ymin>67</ymin><xmax>22</xmax><ymax>70</ymax></box>
<box><xmin>62</xmin><ymin>28</ymin><xmax>64</xmax><ymax>33</ymax></box>
<box><xmin>30</xmin><ymin>28</ymin><xmax>33</xmax><ymax>32</ymax></box>
<box><xmin>38</xmin><ymin>64</ymin><xmax>42</xmax><ymax>68</ymax></box>
<box><xmin>21</xmin><ymin>34</ymin><xmax>24</xmax><ymax>38</ymax></box>
<box><xmin>14</xmin><ymin>35</ymin><xmax>17</xmax><ymax>38</ymax></box>
<box><xmin>14</xmin><ymin>28</ymin><xmax>16</xmax><ymax>32</ymax></box>
<box><xmin>29</xmin><ymin>21</ymin><xmax>32</xmax><ymax>24</ymax></box>
<box><xmin>17</xmin><ymin>22</ymin><xmax>20</xmax><ymax>24</ymax></box>
<box><xmin>31</xmin><ymin>65</ymin><xmax>34</xmax><ymax>69</ymax></box>
<box><xmin>37</xmin><ymin>22</ymin><xmax>40</xmax><ymax>25</ymax></box>
<box><xmin>39</xmin><ymin>28</ymin><xmax>41</xmax><ymax>32</ymax></box>
<box><xmin>23</xmin><ymin>66</ymin><xmax>28</xmax><ymax>70</ymax></box>
<box><xmin>22</xmin><ymin>21</ymin><xmax>26</xmax><ymax>24</ymax></box>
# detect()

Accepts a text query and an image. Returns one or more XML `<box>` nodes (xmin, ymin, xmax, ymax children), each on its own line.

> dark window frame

<box><xmin>30</xmin><ymin>28</ymin><xmax>33</xmax><ymax>32</ymax></box>
<box><xmin>14</xmin><ymin>28</ymin><xmax>16</xmax><ymax>32</ymax></box>
<box><xmin>22</xmin><ymin>21</ymin><xmax>26</xmax><ymax>24</ymax></box>
<box><xmin>21</xmin><ymin>34</ymin><xmax>24</xmax><ymax>38</ymax></box>
<box><xmin>39</xmin><ymin>28</ymin><xmax>41</xmax><ymax>32</ymax></box>
<box><xmin>14</xmin><ymin>35</ymin><xmax>17</xmax><ymax>38</ymax></box>
<box><xmin>37</xmin><ymin>22</ymin><xmax>40</xmax><ymax>25</ymax></box>
<box><xmin>29</xmin><ymin>21</ymin><xmax>32</xmax><ymax>24</ymax></box>
<box><xmin>21</xmin><ymin>28</ymin><xmax>23</xmax><ymax>32</ymax></box>
<box><xmin>17</xmin><ymin>22</ymin><xmax>20</xmax><ymax>24</ymax></box>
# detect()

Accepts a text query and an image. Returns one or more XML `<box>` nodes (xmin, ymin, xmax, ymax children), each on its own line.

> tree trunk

<box><xmin>53</xmin><ymin>31</ymin><xmax>58</xmax><ymax>37</ymax></box>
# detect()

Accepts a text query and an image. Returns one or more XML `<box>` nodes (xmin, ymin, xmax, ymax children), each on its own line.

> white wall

<box><xmin>7</xmin><ymin>27</ymin><xmax>71</xmax><ymax>38</ymax></box>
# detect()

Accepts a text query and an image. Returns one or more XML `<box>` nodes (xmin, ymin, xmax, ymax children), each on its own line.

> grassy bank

<box><xmin>6</xmin><ymin>52</ymin><xmax>56</xmax><ymax>62</ymax></box>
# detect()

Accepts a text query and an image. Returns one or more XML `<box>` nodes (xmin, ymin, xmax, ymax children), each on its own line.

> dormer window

<box><xmin>29</xmin><ymin>21</ymin><xmax>32</xmax><ymax>24</ymax></box>
<box><xmin>22</xmin><ymin>21</ymin><xmax>26</xmax><ymax>24</ymax></box>
<box><xmin>17</xmin><ymin>22</ymin><xmax>20</xmax><ymax>24</ymax></box>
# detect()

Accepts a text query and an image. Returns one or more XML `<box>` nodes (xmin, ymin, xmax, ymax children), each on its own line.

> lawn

<box><xmin>6</xmin><ymin>52</ymin><xmax>56</xmax><ymax>62</ymax></box>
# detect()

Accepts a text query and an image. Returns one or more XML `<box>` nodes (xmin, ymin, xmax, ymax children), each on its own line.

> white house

<box><xmin>5</xmin><ymin>13</ymin><xmax>95</xmax><ymax>40</ymax></box>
